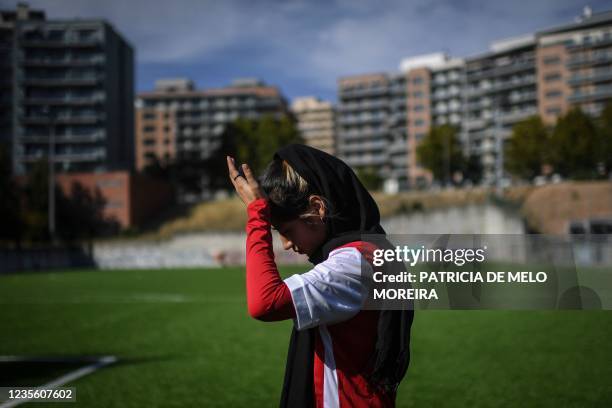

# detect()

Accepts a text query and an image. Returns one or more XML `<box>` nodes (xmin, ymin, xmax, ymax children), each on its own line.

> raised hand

<box><xmin>227</xmin><ymin>156</ymin><xmax>265</xmax><ymax>206</ymax></box>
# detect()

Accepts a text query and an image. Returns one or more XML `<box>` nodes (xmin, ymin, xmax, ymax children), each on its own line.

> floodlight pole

<box><xmin>46</xmin><ymin>106</ymin><xmax>56</xmax><ymax>243</ymax></box>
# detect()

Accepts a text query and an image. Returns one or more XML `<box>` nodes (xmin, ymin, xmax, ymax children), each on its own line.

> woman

<box><xmin>227</xmin><ymin>144</ymin><xmax>413</xmax><ymax>408</ymax></box>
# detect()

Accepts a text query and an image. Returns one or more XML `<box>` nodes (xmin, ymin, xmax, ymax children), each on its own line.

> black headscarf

<box><xmin>273</xmin><ymin>144</ymin><xmax>414</xmax><ymax>407</ymax></box>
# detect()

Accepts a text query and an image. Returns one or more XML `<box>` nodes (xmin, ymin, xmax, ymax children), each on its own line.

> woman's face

<box><xmin>273</xmin><ymin>217</ymin><xmax>327</xmax><ymax>257</ymax></box>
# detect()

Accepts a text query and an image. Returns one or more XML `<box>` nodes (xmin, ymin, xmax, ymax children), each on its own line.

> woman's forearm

<box><xmin>245</xmin><ymin>198</ymin><xmax>295</xmax><ymax>321</ymax></box>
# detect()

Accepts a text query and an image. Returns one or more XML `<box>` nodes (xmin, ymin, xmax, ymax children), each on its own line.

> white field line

<box><xmin>0</xmin><ymin>294</ymin><xmax>244</xmax><ymax>304</ymax></box>
<box><xmin>0</xmin><ymin>356</ymin><xmax>117</xmax><ymax>408</ymax></box>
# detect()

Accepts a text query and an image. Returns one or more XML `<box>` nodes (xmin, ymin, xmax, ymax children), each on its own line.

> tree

<box><xmin>356</xmin><ymin>167</ymin><xmax>383</xmax><ymax>191</ymax></box>
<box><xmin>56</xmin><ymin>182</ymin><xmax>113</xmax><ymax>242</ymax></box>
<box><xmin>139</xmin><ymin>115</ymin><xmax>302</xmax><ymax>197</ymax></box>
<box><xmin>416</xmin><ymin>124</ymin><xmax>465</xmax><ymax>185</ymax></box>
<box><xmin>22</xmin><ymin>158</ymin><xmax>50</xmax><ymax>242</ymax></box>
<box><xmin>505</xmin><ymin>115</ymin><xmax>551</xmax><ymax>180</ymax></box>
<box><xmin>221</xmin><ymin>114</ymin><xmax>302</xmax><ymax>175</ymax></box>
<box><xmin>598</xmin><ymin>101</ymin><xmax>612</xmax><ymax>175</ymax></box>
<box><xmin>18</xmin><ymin>158</ymin><xmax>117</xmax><ymax>243</ymax></box>
<box><xmin>0</xmin><ymin>144</ymin><xmax>22</xmax><ymax>246</ymax></box>
<box><xmin>463</xmin><ymin>153</ymin><xmax>483</xmax><ymax>185</ymax></box>
<box><xmin>550</xmin><ymin>108</ymin><xmax>599</xmax><ymax>179</ymax></box>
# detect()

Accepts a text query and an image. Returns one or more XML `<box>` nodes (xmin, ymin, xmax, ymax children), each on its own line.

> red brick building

<box><xmin>55</xmin><ymin>171</ymin><xmax>173</xmax><ymax>228</ymax></box>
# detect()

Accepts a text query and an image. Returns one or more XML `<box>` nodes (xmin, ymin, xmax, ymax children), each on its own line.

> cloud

<box><xmin>13</xmin><ymin>0</ymin><xmax>611</xmax><ymax>95</ymax></box>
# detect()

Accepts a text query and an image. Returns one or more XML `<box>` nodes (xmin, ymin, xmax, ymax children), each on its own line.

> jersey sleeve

<box><xmin>283</xmin><ymin>246</ymin><xmax>373</xmax><ymax>331</ymax></box>
<box><xmin>245</xmin><ymin>198</ymin><xmax>295</xmax><ymax>321</ymax></box>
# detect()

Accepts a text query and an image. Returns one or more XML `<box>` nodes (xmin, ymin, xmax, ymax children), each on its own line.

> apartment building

<box><xmin>537</xmin><ymin>8</ymin><xmax>612</xmax><ymax>124</ymax></box>
<box><xmin>401</xmin><ymin>54</ymin><xmax>465</xmax><ymax>187</ymax></box>
<box><xmin>135</xmin><ymin>78</ymin><xmax>288</xmax><ymax>200</ymax></box>
<box><xmin>463</xmin><ymin>35</ymin><xmax>538</xmax><ymax>184</ymax></box>
<box><xmin>336</xmin><ymin>8</ymin><xmax>611</xmax><ymax>189</ymax></box>
<box><xmin>290</xmin><ymin>97</ymin><xmax>336</xmax><ymax>155</ymax></box>
<box><xmin>336</xmin><ymin>54</ymin><xmax>464</xmax><ymax>191</ymax></box>
<box><xmin>337</xmin><ymin>73</ymin><xmax>408</xmax><ymax>192</ymax></box>
<box><xmin>0</xmin><ymin>3</ymin><xmax>134</xmax><ymax>175</ymax></box>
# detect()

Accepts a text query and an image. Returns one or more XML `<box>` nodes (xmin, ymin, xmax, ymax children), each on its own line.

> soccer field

<box><xmin>1</xmin><ymin>267</ymin><xmax>611</xmax><ymax>407</ymax></box>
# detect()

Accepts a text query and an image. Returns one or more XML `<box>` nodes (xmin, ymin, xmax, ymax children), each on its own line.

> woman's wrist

<box><xmin>247</xmin><ymin>198</ymin><xmax>271</xmax><ymax>223</ymax></box>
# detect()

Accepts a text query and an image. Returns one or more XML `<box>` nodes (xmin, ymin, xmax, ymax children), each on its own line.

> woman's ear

<box><xmin>308</xmin><ymin>195</ymin><xmax>326</xmax><ymax>221</ymax></box>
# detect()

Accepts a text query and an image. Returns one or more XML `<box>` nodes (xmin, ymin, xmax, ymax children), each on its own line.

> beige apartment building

<box><xmin>290</xmin><ymin>97</ymin><xmax>336</xmax><ymax>155</ymax></box>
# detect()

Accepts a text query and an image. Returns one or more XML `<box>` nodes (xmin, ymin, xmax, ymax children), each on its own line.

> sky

<box><xmin>3</xmin><ymin>0</ymin><xmax>611</xmax><ymax>102</ymax></box>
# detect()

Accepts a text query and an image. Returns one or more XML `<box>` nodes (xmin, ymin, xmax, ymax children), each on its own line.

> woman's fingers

<box><xmin>242</xmin><ymin>163</ymin><xmax>258</xmax><ymax>187</ymax></box>
<box><xmin>226</xmin><ymin>156</ymin><xmax>262</xmax><ymax>204</ymax></box>
<box><xmin>227</xmin><ymin>156</ymin><xmax>240</xmax><ymax>184</ymax></box>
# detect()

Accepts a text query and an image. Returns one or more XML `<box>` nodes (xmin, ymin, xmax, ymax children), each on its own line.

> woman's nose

<box><xmin>283</xmin><ymin>239</ymin><xmax>294</xmax><ymax>251</ymax></box>
<box><xmin>280</xmin><ymin>235</ymin><xmax>294</xmax><ymax>251</ymax></box>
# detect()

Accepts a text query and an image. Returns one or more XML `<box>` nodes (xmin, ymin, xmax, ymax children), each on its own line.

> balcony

<box><xmin>177</xmin><ymin>116</ymin><xmax>208</xmax><ymax>125</ymax></box>
<box><xmin>338</xmin><ymin>114</ymin><xmax>386</xmax><ymax>125</ymax></box>
<box><xmin>24</xmin><ymin>95</ymin><xmax>105</xmax><ymax>105</ymax></box>
<box><xmin>566</xmin><ymin>52</ymin><xmax>612</xmax><ymax>67</ymax></box>
<box><xmin>343</xmin><ymin>154</ymin><xmax>387</xmax><ymax>167</ymax></box>
<box><xmin>566</xmin><ymin>36</ymin><xmax>612</xmax><ymax>51</ymax></box>
<box><xmin>339</xmin><ymin>100</ymin><xmax>389</xmax><ymax>111</ymax></box>
<box><xmin>567</xmin><ymin>71</ymin><xmax>612</xmax><ymax>85</ymax></box>
<box><xmin>21</xmin><ymin>113</ymin><xmax>106</xmax><ymax>124</ymax></box>
<box><xmin>508</xmin><ymin>91</ymin><xmax>537</xmax><ymax>103</ymax></box>
<box><xmin>339</xmin><ymin>140</ymin><xmax>387</xmax><ymax>153</ymax></box>
<box><xmin>467</xmin><ymin>60</ymin><xmax>534</xmax><ymax>80</ymax></box>
<box><xmin>387</xmin><ymin>137</ymin><xmax>407</xmax><ymax>150</ymax></box>
<box><xmin>390</xmin><ymin>155</ymin><xmax>408</xmax><ymax>168</ymax></box>
<box><xmin>340</xmin><ymin>86</ymin><xmax>389</xmax><ymax>98</ymax></box>
<box><xmin>389</xmin><ymin>85</ymin><xmax>407</xmax><ymax>95</ymax></box>
<box><xmin>23</xmin><ymin>75</ymin><xmax>104</xmax><ymax>87</ymax></box>
<box><xmin>20</xmin><ymin>131</ymin><xmax>105</xmax><ymax>143</ymax></box>
<box><xmin>497</xmin><ymin>107</ymin><xmax>537</xmax><ymax>124</ymax></box>
<box><xmin>21</xmin><ymin>37</ymin><xmax>103</xmax><ymax>48</ymax></box>
<box><xmin>493</xmin><ymin>77</ymin><xmax>536</xmax><ymax>92</ymax></box>
<box><xmin>464</xmin><ymin>117</ymin><xmax>486</xmax><ymax>129</ymax></box>
<box><xmin>340</xmin><ymin>127</ymin><xmax>387</xmax><ymax>141</ymax></box>
<box><xmin>22</xmin><ymin>56</ymin><xmax>105</xmax><ymax>66</ymax></box>
<box><xmin>568</xmin><ymin>86</ymin><xmax>612</xmax><ymax>103</ymax></box>
<box><xmin>432</xmin><ymin>87</ymin><xmax>461</xmax><ymax>101</ymax></box>
<box><xmin>20</xmin><ymin>149</ymin><xmax>105</xmax><ymax>163</ymax></box>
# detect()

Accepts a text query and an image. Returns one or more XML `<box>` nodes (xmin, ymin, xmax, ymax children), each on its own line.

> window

<box><xmin>143</xmin><ymin>112</ymin><xmax>156</xmax><ymax>120</ymax></box>
<box><xmin>414</xmin><ymin>119</ymin><xmax>425</xmax><ymax>126</ymax></box>
<box><xmin>543</xmin><ymin>55</ymin><xmax>560</xmax><ymax>65</ymax></box>
<box><xmin>544</xmin><ymin>72</ymin><xmax>561</xmax><ymax>82</ymax></box>
<box><xmin>78</xmin><ymin>29</ymin><xmax>98</xmax><ymax>41</ymax></box>
<box><xmin>105</xmin><ymin>200</ymin><xmax>124</xmax><ymax>209</ymax></box>
<box><xmin>545</xmin><ymin>90</ymin><xmax>562</xmax><ymax>98</ymax></box>
<box><xmin>415</xmin><ymin>133</ymin><xmax>426</xmax><ymax>141</ymax></box>
<box><xmin>48</xmin><ymin>30</ymin><xmax>64</xmax><ymax>40</ymax></box>
<box><xmin>413</xmin><ymin>105</ymin><xmax>425</xmax><ymax>112</ymax></box>
<box><xmin>546</xmin><ymin>106</ymin><xmax>561</xmax><ymax>115</ymax></box>
<box><xmin>143</xmin><ymin>138</ymin><xmax>156</xmax><ymax>146</ymax></box>
<box><xmin>96</xmin><ymin>179</ymin><xmax>122</xmax><ymax>188</ymax></box>
<box><xmin>413</xmin><ymin>91</ymin><xmax>424</xmax><ymax>98</ymax></box>
<box><xmin>412</xmin><ymin>77</ymin><xmax>424</xmax><ymax>85</ymax></box>
<box><xmin>143</xmin><ymin>126</ymin><xmax>155</xmax><ymax>133</ymax></box>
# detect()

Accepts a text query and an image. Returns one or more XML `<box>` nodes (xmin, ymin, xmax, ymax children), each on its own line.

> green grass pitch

<box><xmin>1</xmin><ymin>266</ymin><xmax>611</xmax><ymax>407</ymax></box>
